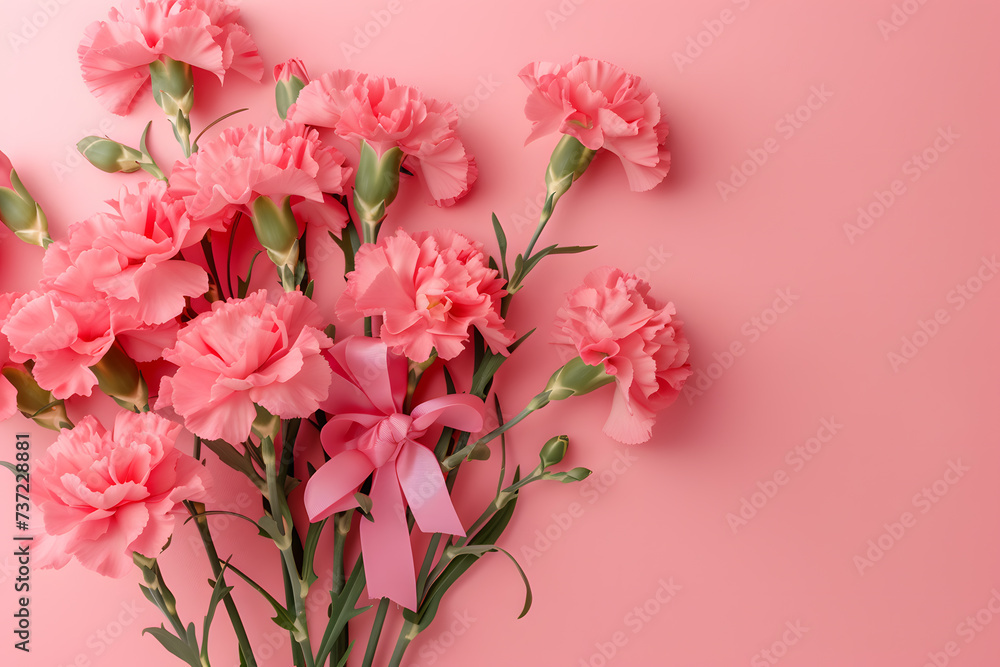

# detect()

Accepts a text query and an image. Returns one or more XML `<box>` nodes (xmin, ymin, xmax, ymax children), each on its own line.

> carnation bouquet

<box><xmin>1</xmin><ymin>2</ymin><xmax>689</xmax><ymax>665</ymax></box>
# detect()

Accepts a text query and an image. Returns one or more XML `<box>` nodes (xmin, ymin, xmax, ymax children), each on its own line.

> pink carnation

<box><xmin>554</xmin><ymin>267</ymin><xmax>691</xmax><ymax>444</ymax></box>
<box><xmin>338</xmin><ymin>228</ymin><xmax>514</xmax><ymax>362</ymax></box>
<box><xmin>169</xmin><ymin>118</ymin><xmax>351</xmax><ymax>230</ymax></box>
<box><xmin>520</xmin><ymin>56</ymin><xmax>670</xmax><ymax>192</ymax></box>
<box><xmin>32</xmin><ymin>411</ymin><xmax>210</xmax><ymax>578</ymax></box>
<box><xmin>3</xmin><ymin>291</ymin><xmax>113</xmax><ymax>399</ymax></box>
<box><xmin>79</xmin><ymin>0</ymin><xmax>263</xmax><ymax>115</ymax></box>
<box><xmin>289</xmin><ymin>69</ymin><xmax>477</xmax><ymax>207</ymax></box>
<box><xmin>156</xmin><ymin>290</ymin><xmax>333</xmax><ymax>443</ymax></box>
<box><xmin>0</xmin><ymin>293</ymin><xmax>18</xmax><ymax>420</ymax></box>
<box><xmin>44</xmin><ymin>181</ymin><xmax>208</xmax><ymax>327</ymax></box>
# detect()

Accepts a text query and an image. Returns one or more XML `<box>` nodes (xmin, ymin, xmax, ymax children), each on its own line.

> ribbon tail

<box><xmin>361</xmin><ymin>465</ymin><xmax>418</xmax><ymax>610</ymax></box>
<box><xmin>397</xmin><ymin>441</ymin><xmax>465</xmax><ymax>536</ymax></box>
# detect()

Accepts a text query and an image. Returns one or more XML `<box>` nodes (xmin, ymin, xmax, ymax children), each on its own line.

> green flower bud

<box><xmin>274</xmin><ymin>58</ymin><xmax>310</xmax><ymax>120</ymax></box>
<box><xmin>77</xmin><ymin>136</ymin><xmax>144</xmax><ymax>173</ymax></box>
<box><xmin>0</xmin><ymin>151</ymin><xmax>52</xmax><ymax>247</ymax></box>
<box><xmin>91</xmin><ymin>342</ymin><xmax>149</xmax><ymax>413</ymax></box>
<box><xmin>250</xmin><ymin>195</ymin><xmax>301</xmax><ymax>291</ymax></box>
<box><xmin>545</xmin><ymin>134</ymin><xmax>597</xmax><ymax>207</ymax></box>
<box><xmin>542</xmin><ymin>356</ymin><xmax>615</xmax><ymax>402</ymax></box>
<box><xmin>353</xmin><ymin>141</ymin><xmax>404</xmax><ymax>242</ymax></box>
<box><xmin>538</xmin><ymin>435</ymin><xmax>569</xmax><ymax>469</ymax></box>
<box><xmin>1</xmin><ymin>366</ymin><xmax>71</xmax><ymax>431</ymax></box>
<box><xmin>149</xmin><ymin>57</ymin><xmax>195</xmax><ymax>154</ymax></box>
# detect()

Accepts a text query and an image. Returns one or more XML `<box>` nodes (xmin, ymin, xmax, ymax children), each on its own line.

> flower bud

<box><xmin>90</xmin><ymin>342</ymin><xmax>149</xmax><ymax>413</ymax></box>
<box><xmin>545</xmin><ymin>134</ymin><xmax>597</xmax><ymax>207</ymax></box>
<box><xmin>0</xmin><ymin>150</ymin><xmax>52</xmax><ymax>247</ymax></box>
<box><xmin>0</xmin><ymin>366</ymin><xmax>71</xmax><ymax>431</ymax></box>
<box><xmin>538</xmin><ymin>435</ymin><xmax>569</xmax><ymax>469</ymax></box>
<box><xmin>353</xmin><ymin>141</ymin><xmax>404</xmax><ymax>241</ymax></box>
<box><xmin>77</xmin><ymin>136</ymin><xmax>144</xmax><ymax>173</ymax></box>
<box><xmin>274</xmin><ymin>58</ymin><xmax>310</xmax><ymax>120</ymax></box>
<box><xmin>541</xmin><ymin>356</ymin><xmax>615</xmax><ymax>403</ymax></box>
<box><xmin>250</xmin><ymin>195</ymin><xmax>301</xmax><ymax>291</ymax></box>
<box><xmin>149</xmin><ymin>57</ymin><xmax>195</xmax><ymax>153</ymax></box>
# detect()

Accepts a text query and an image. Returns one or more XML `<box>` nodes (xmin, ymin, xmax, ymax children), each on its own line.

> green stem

<box><xmin>331</xmin><ymin>511</ymin><xmax>351</xmax><ymax>665</ymax></box>
<box><xmin>186</xmin><ymin>503</ymin><xmax>257</xmax><ymax>667</ymax></box>
<box><xmin>262</xmin><ymin>435</ymin><xmax>315</xmax><ymax>667</ymax></box>
<box><xmin>361</xmin><ymin>598</ymin><xmax>390</xmax><ymax>667</ymax></box>
<box><xmin>520</xmin><ymin>197</ymin><xmax>555</xmax><ymax>263</ymax></box>
<box><xmin>387</xmin><ymin>623</ymin><xmax>417</xmax><ymax>667</ymax></box>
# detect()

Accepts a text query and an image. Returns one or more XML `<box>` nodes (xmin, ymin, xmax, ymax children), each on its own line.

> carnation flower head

<box><xmin>169</xmin><ymin>118</ymin><xmax>351</xmax><ymax>223</ymax></box>
<box><xmin>520</xmin><ymin>56</ymin><xmax>670</xmax><ymax>192</ymax></box>
<box><xmin>31</xmin><ymin>411</ymin><xmax>211</xmax><ymax>578</ymax></box>
<box><xmin>337</xmin><ymin>228</ymin><xmax>514</xmax><ymax>362</ymax></box>
<box><xmin>289</xmin><ymin>69</ymin><xmax>478</xmax><ymax>208</ymax></box>
<box><xmin>156</xmin><ymin>290</ymin><xmax>333</xmax><ymax>443</ymax></box>
<box><xmin>78</xmin><ymin>0</ymin><xmax>263</xmax><ymax>115</ymax></box>
<box><xmin>44</xmin><ymin>180</ymin><xmax>208</xmax><ymax>327</ymax></box>
<box><xmin>554</xmin><ymin>266</ymin><xmax>690</xmax><ymax>444</ymax></box>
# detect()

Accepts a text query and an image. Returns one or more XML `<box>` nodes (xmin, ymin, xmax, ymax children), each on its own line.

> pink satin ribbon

<box><xmin>303</xmin><ymin>336</ymin><xmax>484</xmax><ymax>610</ymax></box>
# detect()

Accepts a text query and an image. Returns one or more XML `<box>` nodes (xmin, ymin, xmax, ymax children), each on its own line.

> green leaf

<box><xmin>545</xmin><ymin>244</ymin><xmax>598</xmax><ymax>255</ymax></box>
<box><xmin>443</xmin><ymin>545</ymin><xmax>532</xmax><ymax>618</ymax></box>
<box><xmin>238</xmin><ymin>251</ymin><xmax>263</xmax><ymax>298</ymax></box>
<box><xmin>182</xmin><ymin>510</ymin><xmax>262</xmax><ymax>531</ymax></box>
<box><xmin>202</xmin><ymin>560</ymin><xmax>235</xmax><ymax>661</ymax></box>
<box><xmin>142</xmin><ymin>625</ymin><xmax>201</xmax><ymax>667</ymax></box>
<box><xmin>315</xmin><ymin>557</ymin><xmax>373</xmax><ymax>666</ymax></box>
<box><xmin>300</xmin><ymin>518</ymin><xmax>328</xmax><ymax>589</ymax></box>
<box><xmin>192</xmin><ymin>108</ymin><xmax>249</xmax><ymax>153</ymax></box>
<box><xmin>492</xmin><ymin>213</ymin><xmax>509</xmax><ymax>280</ymax></box>
<box><xmin>405</xmin><ymin>487</ymin><xmax>520</xmax><ymax>633</ymax></box>
<box><xmin>222</xmin><ymin>560</ymin><xmax>299</xmax><ymax>636</ymax></box>
<box><xmin>0</xmin><ymin>461</ymin><xmax>16</xmax><ymax>476</ymax></box>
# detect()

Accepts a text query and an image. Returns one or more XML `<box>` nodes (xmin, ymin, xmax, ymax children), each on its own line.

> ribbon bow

<box><xmin>303</xmin><ymin>336</ymin><xmax>484</xmax><ymax>609</ymax></box>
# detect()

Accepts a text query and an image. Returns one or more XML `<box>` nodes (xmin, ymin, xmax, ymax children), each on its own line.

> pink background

<box><xmin>2</xmin><ymin>0</ymin><xmax>999</xmax><ymax>665</ymax></box>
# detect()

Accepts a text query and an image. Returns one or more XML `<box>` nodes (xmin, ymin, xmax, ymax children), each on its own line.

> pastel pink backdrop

<box><xmin>2</xmin><ymin>1</ymin><xmax>998</xmax><ymax>666</ymax></box>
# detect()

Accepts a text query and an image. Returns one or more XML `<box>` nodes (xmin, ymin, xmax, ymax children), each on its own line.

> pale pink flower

<box><xmin>554</xmin><ymin>267</ymin><xmax>691</xmax><ymax>444</ymax></box>
<box><xmin>32</xmin><ymin>411</ymin><xmax>210</xmax><ymax>578</ymax></box>
<box><xmin>338</xmin><ymin>229</ymin><xmax>514</xmax><ymax>362</ymax></box>
<box><xmin>303</xmin><ymin>336</ymin><xmax>484</xmax><ymax>609</ymax></box>
<box><xmin>168</xmin><ymin>118</ymin><xmax>351</xmax><ymax>227</ymax></box>
<box><xmin>0</xmin><ymin>293</ymin><xmax>18</xmax><ymax>420</ymax></box>
<box><xmin>44</xmin><ymin>181</ymin><xmax>208</xmax><ymax>327</ymax></box>
<box><xmin>78</xmin><ymin>0</ymin><xmax>263</xmax><ymax>115</ymax></box>
<box><xmin>520</xmin><ymin>56</ymin><xmax>670</xmax><ymax>192</ymax></box>
<box><xmin>289</xmin><ymin>69</ymin><xmax>477</xmax><ymax>207</ymax></box>
<box><xmin>156</xmin><ymin>290</ymin><xmax>333</xmax><ymax>443</ymax></box>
